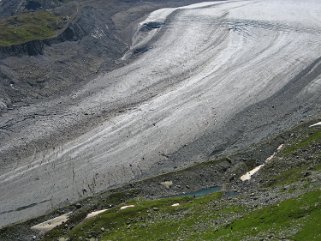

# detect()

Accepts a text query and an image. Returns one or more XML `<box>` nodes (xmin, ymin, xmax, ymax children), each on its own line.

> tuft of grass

<box><xmin>282</xmin><ymin>128</ymin><xmax>321</xmax><ymax>155</ymax></box>
<box><xmin>294</xmin><ymin>204</ymin><xmax>321</xmax><ymax>241</ymax></box>
<box><xmin>266</xmin><ymin>166</ymin><xmax>306</xmax><ymax>187</ymax></box>
<box><xmin>0</xmin><ymin>11</ymin><xmax>65</xmax><ymax>46</ymax></box>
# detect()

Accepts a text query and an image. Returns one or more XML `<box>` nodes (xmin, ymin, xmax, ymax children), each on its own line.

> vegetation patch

<box><xmin>202</xmin><ymin>190</ymin><xmax>321</xmax><ymax>241</ymax></box>
<box><xmin>0</xmin><ymin>11</ymin><xmax>65</xmax><ymax>46</ymax></box>
<box><xmin>43</xmin><ymin>189</ymin><xmax>321</xmax><ymax>241</ymax></box>
<box><xmin>43</xmin><ymin>192</ymin><xmax>241</xmax><ymax>241</ymax></box>
<box><xmin>265</xmin><ymin>165</ymin><xmax>307</xmax><ymax>187</ymax></box>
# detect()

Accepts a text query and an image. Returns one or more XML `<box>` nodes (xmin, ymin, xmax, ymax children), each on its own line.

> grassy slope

<box><xmin>0</xmin><ymin>11</ymin><xmax>64</xmax><ymax>47</ymax></box>
<box><xmin>205</xmin><ymin>191</ymin><xmax>321</xmax><ymax>241</ymax></box>
<box><xmin>44</xmin><ymin>191</ymin><xmax>321</xmax><ymax>241</ymax></box>
<box><xmin>42</xmin><ymin>121</ymin><xmax>321</xmax><ymax>241</ymax></box>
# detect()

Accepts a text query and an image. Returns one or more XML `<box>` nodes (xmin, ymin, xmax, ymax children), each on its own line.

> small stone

<box><xmin>101</xmin><ymin>227</ymin><xmax>105</xmax><ymax>231</ymax></box>
<box><xmin>75</xmin><ymin>203</ymin><xmax>82</xmax><ymax>209</ymax></box>
<box><xmin>303</xmin><ymin>172</ymin><xmax>311</xmax><ymax>177</ymax></box>
<box><xmin>153</xmin><ymin>207</ymin><xmax>159</xmax><ymax>211</ymax></box>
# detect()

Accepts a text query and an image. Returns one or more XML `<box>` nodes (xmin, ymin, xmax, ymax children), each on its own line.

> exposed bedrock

<box><xmin>0</xmin><ymin>40</ymin><xmax>44</xmax><ymax>57</ymax></box>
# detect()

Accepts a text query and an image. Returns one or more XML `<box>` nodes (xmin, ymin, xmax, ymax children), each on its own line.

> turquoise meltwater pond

<box><xmin>177</xmin><ymin>186</ymin><xmax>239</xmax><ymax>198</ymax></box>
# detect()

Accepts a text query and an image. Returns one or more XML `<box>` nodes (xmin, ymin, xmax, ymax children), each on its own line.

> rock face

<box><xmin>25</xmin><ymin>0</ymin><xmax>42</xmax><ymax>11</ymax></box>
<box><xmin>0</xmin><ymin>40</ymin><xmax>44</xmax><ymax>57</ymax></box>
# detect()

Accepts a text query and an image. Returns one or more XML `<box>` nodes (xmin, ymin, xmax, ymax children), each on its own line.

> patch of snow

<box><xmin>85</xmin><ymin>209</ymin><xmax>108</xmax><ymax>219</ymax></box>
<box><xmin>160</xmin><ymin>180</ymin><xmax>173</xmax><ymax>189</ymax></box>
<box><xmin>120</xmin><ymin>205</ymin><xmax>135</xmax><ymax>210</ymax></box>
<box><xmin>240</xmin><ymin>164</ymin><xmax>264</xmax><ymax>181</ymax></box>
<box><xmin>309</xmin><ymin>122</ymin><xmax>321</xmax><ymax>127</ymax></box>
<box><xmin>171</xmin><ymin>203</ymin><xmax>180</xmax><ymax>207</ymax></box>
<box><xmin>240</xmin><ymin>144</ymin><xmax>284</xmax><ymax>181</ymax></box>
<box><xmin>277</xmin><ymin>144</ymin><xmax>285</xmax><ymax>151</ymax></box>
<box><xmin>31</xmin><ymin>212</ymin><xmax>72</xmax><ymax>233</ymax></box>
